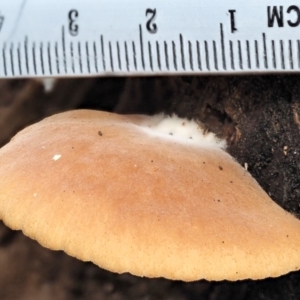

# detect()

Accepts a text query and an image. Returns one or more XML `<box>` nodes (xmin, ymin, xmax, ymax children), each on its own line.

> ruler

<box><xmin>0</xmin><ymin>0</ymin><xmax>300</xmax><ymax>78</ymax></box>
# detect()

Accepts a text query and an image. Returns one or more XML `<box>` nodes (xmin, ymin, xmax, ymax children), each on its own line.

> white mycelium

<box><xmin>140</xmin><ymin>114</ymin><xmax>226</xmax><ymax>149</ymax></box>
<box><xmin>37</xmin><ymin>78</ymin><xmax>57</xmax><ymax>93</ymax></box>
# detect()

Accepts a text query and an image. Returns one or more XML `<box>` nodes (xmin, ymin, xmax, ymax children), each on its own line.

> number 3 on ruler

<box><xmin>68</xmin><ymin>9</ymin><xmax>79</xmax><ymax>36</ymax></box>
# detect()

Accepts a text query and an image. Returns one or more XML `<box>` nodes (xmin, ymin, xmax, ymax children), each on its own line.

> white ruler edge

<box><xmin>0</xmin><ymin>0</ymin><xmax>300</xmax><ymax>78</ymax></box>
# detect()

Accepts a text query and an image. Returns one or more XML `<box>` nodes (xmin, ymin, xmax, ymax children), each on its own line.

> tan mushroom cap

<box><xmin>0</xmin><ymin>109</ymin><xmax>300</xmax><ymax>281</ymax></box>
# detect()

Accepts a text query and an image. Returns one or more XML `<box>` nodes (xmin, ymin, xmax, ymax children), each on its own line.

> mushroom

<box><xmin>0</xmin><ymin>109</ymin><xmax>300</xmax><ymax>281</ymax></box>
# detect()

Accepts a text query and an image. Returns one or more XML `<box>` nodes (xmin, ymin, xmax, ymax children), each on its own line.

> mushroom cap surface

<box><xmin>0</xmin><ymin>109</ymin><xmax>300</xmax><ymax>281</ymax></box>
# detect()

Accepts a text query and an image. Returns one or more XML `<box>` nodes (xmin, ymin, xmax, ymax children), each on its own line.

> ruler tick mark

<box><xmin>40</xmin><ymin>42</ymin><xmax>45</xmax><ymax>75</ymax></box>
<box><xmin>188</xmin><ymin>41</ymin><xmax>193</xmax><ymax>71</ymax></box>
<box><xmin>55</xmin><ymin>42</ymin><xmax>60</xmax><ymax>74</ymax></box>
<box><xmin>93</xmin><ymin>42</ymin><xmax>98</xmax><ymax>73</ymax></box>
<box><xmin>10</xmin><ymin>43</ymin><xmax>15</xmax><ymax>76</ymax></box>
<box><xmin>124</xmin><ymin>41</ymin><xmax>129</xmax><ymax>71</ymax></box>
<box><xmin>156</xmin><ymin>41</ymin><xmax>161</xmax><ymax>71</ymax></box>
<box><xmin>298</xmin><ymin>40</ymin><xmax>300</xmax><ymax>69</ymax></box>
<box><xmin>148</xmin><ymin>41</ymin><xmax>153</xmax><ymax>71</ymax></box>
<box><xmin>100</xmin><ymin>35</ymin><xmax>106</xmax><ymax>71</ymax></box>
<box><xmin>62</xmin><ymin>26</ymin><xmax>67</xmax><ymax>73</ymax></box>
<box><xmin>164</xmin><ymin>41</ymin><xmax>169</xmax><ymax>70</ymax></box>
<box><xmin>117</xmin><ymin>41</ymin><xmax>122</xmax><ymax>70</ymax></box>
<box><xmin>24</xmin><ymin>36</ymin><xmax>29</xmax><ymax>74</ymax></box>
<box><xmin>32</xmin><ymin>42</ymin><xmax>37</xmax><ymax>75</ymax></box>
<box><xmin>220</xmin><ymin>24</ymin><xmax>226</xmax><ymax>70</ymax></box>
<box><xmin>246</xmin><ymin>40</ymin><xmax>251</xmax><ymax>69</ymax></box>
<box><xmin>78</xmin><ymin>41</ymin><xmax>83</xmax><ymax>73</ymax></box>
<box><xmin>172</xmin><ymin>41</ymin><xmax>177</xmax><ymax>71</ymax></box>
<box><xmin>2</xmin><ymin>44</ymin><xmax>7</xmax><ymax>76</ymax></box>
<box><xmin>179</xmin><ymin>34</ymin><xmax>185</xmax><ymax>70</ymax></box>
<box><xmin>230</xmin><ymin>41</ymin><xmax>234</xmax><ymax>70</ymax></box>
<box><xmin>272</xmin><ymin>40</ymin><xmax>276</xmax><ymax>69</ymax></box>
<box><xmin>213</xmin><ymin>40</ymin><xmax>218</xmax><ymax>71</ymax></box>
<box><xmin>255</xmin><ymin>40</ymin><xmax>259</xmax><ymax>69</ymax></box>
<box><xmin>139</xmin><ymin>25</ymin><xmax>145</xmax><ymax>70</ymax></box>
<box><xmin>263</xmin><ymin>33</ymin><xmax>268</xmax><ymax>69</ymax></box>
<box><xmin>280</xmin><ymin>40</ymin><xmax>285</xmax><ymax>70</ymax></box>
<box><xmin>238</xmin><ymin>40</ymin><xmax>242</xmax><ymax>70</ymax></box>
<box><xmin>289</xmin><ymin>40</ymin><xmax>293</xmax><ymax>70</ymax></box>
<box><xmin>17</xmin><ymin>43</ymin><xmax>22</xmax><ymax>75</ymax></box>
<box><xmin>109</xmin><ymin>41</ymin><xmax>114</xmax><ymax>72</ymax></box>
<box><xmin>132</xmin><ymin>41</ymin><xmax>137</xmax><ymax>70</ymax></box>
<box><xmin>196</xmin><ymin>41</ymin><xmax>202</xmax><ymax>71</ymax></box>
<box><xmin>86</xmin><ymin>42</ymin><xmax>91</xmax><ymax>74</ymax></box>
<box><xmin>70</xmin><ymin>42</ymin><xmax>75</xmax><ymax>73</ymax></box>
<box><xmin>204</xmin><ymin>41</ymin><xmax>210</xmax><ymax>71</ymax></box>
<box><xmin>47</xmin><ymin>42</ymin><xmax>52</xmax><ymax>75</ymax></box>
